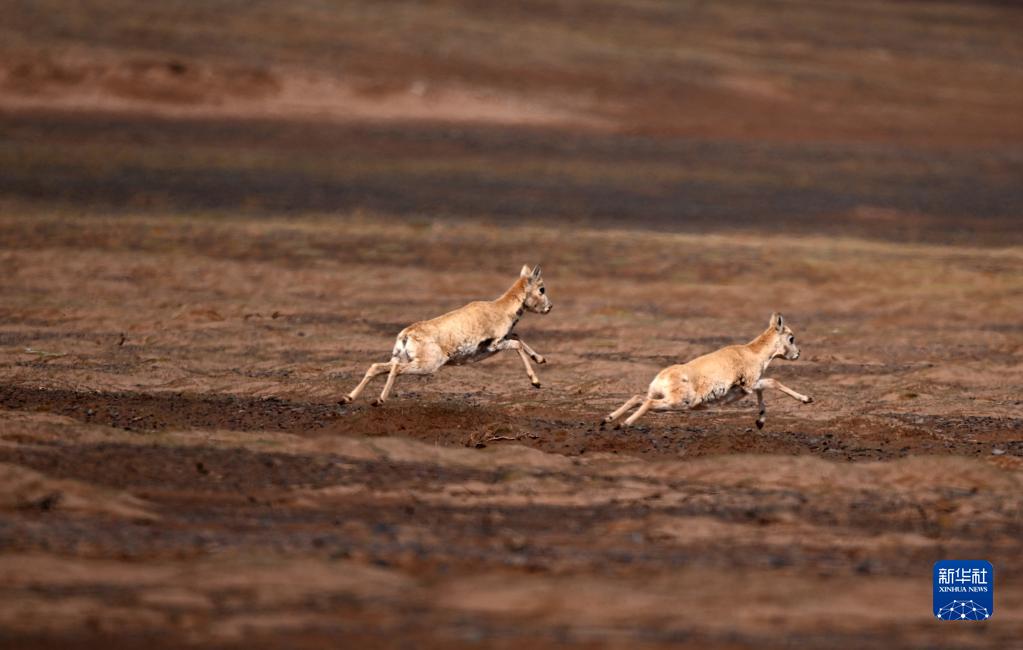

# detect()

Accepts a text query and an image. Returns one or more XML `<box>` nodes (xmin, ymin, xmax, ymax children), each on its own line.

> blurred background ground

<box><xmin>2</xmin><ymin>0</ymin><xmax>1023</xmax><ymax>243</ymax></box>
<box><xmin>1</xmin><ymin>1</ymin><xmax>1022</xmax><ymax>648</ymax></box>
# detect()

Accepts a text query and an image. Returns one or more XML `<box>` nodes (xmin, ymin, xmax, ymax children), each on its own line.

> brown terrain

<box><xmin>1</xmin><ymin>1</ymin><xmax>1022</xmax><ymax>648</ymax></box>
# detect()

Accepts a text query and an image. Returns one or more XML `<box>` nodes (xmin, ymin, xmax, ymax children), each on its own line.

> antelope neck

<box><xmin>498</xmin><ymin>277</ymin><xmax>529</xmax><ymax>317</ymax></box>
<box><xmin>747</xmin><ymin>329</ymin><xmax>780</xmax><ymax>364</ymax></box>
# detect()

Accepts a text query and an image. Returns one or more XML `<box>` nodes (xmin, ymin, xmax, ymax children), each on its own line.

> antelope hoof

<box><xmin>531</xmin><ymin>380</ymin><xmax>542</xmax><ymax>389</ymax></box>
<box><xmin>338</xmin><ymin>395</ymin><xmax>353</xmax><ymax>405</ymax></box>
<box><xmin>804</xmin><ymin>396</ymin><xmax>814</xmax><ymax>404</ymax></box>
<box><xmin>613</xmin><ymin>422</ymin><xmax>624</xmax><ymax>430</ymax></box>
<box><xmin>534</xmin><ymin>355</ymin><xmax>547</xmax><ymax>364</ymax></box>
<box><xmin>371</xmin><ymin>398</ymin><xmax>384</xmax><ymax>407</ymax></box>
<box><xmin>756</xmin><ymin>419</ymin><xmax>765</xmax><ymax>430</ymax></box>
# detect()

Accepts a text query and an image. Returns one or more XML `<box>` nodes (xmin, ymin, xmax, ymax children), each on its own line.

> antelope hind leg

<box><xmin>372</xmin><ymin>360</ymin><xmax>407</xmax><ymax>406</ymax></box>
<box><xmin>602</xmin><ymin>394</ymin><xmax>644</xmax><ymax>427</ymax></box>
<box><xmin>341</xmin><ymin>361</ymin><xmax>392</xmax><ymax>404</ymax></box>
<box><xmin>621</xmin><ymin>397</ymin><xmax>657</xmax><ymax>428</ymax></box>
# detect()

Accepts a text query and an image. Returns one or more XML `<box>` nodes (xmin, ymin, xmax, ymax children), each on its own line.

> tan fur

<box><xmin>602</xmin><ymin>313</ymin><xmax>813</xmax><ymax>429</ymax></box>
<box><xmin>341</xmin><ymin>265</ymin><xmax>552</xmax><ymax>406</ymax></box>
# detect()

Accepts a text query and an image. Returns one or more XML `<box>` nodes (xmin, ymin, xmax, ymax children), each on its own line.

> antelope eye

<box><xmin>539</xmin><ymin>287</ymin><xmax>545</xmax><ymax>294</ymax></box>
<box><xmin>788</xmin><ymin>335</ymin><xmax>795</xmax><ymax>344</ymax></box>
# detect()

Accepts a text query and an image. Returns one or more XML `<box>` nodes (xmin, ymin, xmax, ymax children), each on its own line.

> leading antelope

<box><xmin>340</xmin><ymin>265</ymin><xmax>552</xmax><ymax>406</ymax></box>
<box><xmin>602</xmin><ymin>313</ymin><xmax>813</xmax><ymax>430</ymax></box>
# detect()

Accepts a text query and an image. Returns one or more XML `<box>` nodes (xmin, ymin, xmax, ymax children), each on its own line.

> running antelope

<box><xmin>340</xmin><ymin>265</ymin><xmax>552</xmax><ymax>406</ymax></box>
<box><xmin>602</xmin><ymin>313</ymin><xmax>813</xmax><ymax>429</ymax></box>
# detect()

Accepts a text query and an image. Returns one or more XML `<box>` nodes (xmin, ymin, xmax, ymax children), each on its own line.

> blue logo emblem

<box><xmin>933</xmin><ymin>560</ymin><xmax>993</xmax><ymax>620</ymax></box>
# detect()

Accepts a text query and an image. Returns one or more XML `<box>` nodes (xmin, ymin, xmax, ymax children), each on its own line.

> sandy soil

<box><xmin>1</xmin><ymin>214</ymin><xmax>1021</xmax><ymax>648</ymax></box>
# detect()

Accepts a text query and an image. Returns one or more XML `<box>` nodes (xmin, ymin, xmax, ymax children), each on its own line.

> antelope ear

<box><xmin>770</xmin><ymin>312</ymin><xmax>785</xmax><ymax>332</ymax></box>
<box><xmin>520</xmin><ymin>265</ymin><xmax>531</xmax><ymax>278</ymax></box>
<box><xmin>530</xmin><ymin>265</ymin><xmax>542</xmax><ymax>282</ymax></box>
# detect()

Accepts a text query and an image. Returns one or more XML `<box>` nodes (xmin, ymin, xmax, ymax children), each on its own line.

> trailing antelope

<box><xmin>340</xmin><ymin>265</ymin><xmax>552</xmax><ymax>406</ymax></box>
<box><xmin>602</xmin><ymin>313</ymin><xmax>812</xmax><ymax>430</ymax></box>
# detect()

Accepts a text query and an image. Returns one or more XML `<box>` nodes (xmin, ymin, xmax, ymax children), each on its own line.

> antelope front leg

<box><xmin>753</xmin><ymin>377</ymin><xmax>813</xmax><ymax>404</ymax></box>
<box><xmin>504</xmin><ymin>333</ymin><xmax>546</xmax><ymax>364</ymax></box>
<box><xmin>755</xmin><ymin>388</ymin><xmax>766</xmax><ymax>429</ymax></box>
<box><xmin>340</xmin><ymin>361</ymin><xmax>392</xmax><ymax>404</ymax></box>
<box><xmin>490</xmin><ymin>339</ymin><xmax>542</xmax><ymax>388</ymax></box>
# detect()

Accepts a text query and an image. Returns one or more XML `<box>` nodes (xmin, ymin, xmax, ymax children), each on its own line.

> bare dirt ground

<box><xmin>1</xmin><ymin>0</ymin><xmax>1023</xmax><ymax>647</ymax></box>
<box><xmin>3</xmin><ymin>0</ymin><xmax>1023</xmax><ymax>143</ymax></box>
<box><xmin>1</xmin><ymin>214</ymin><xmax>1022</xmax><ymax>648</ymax></box>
